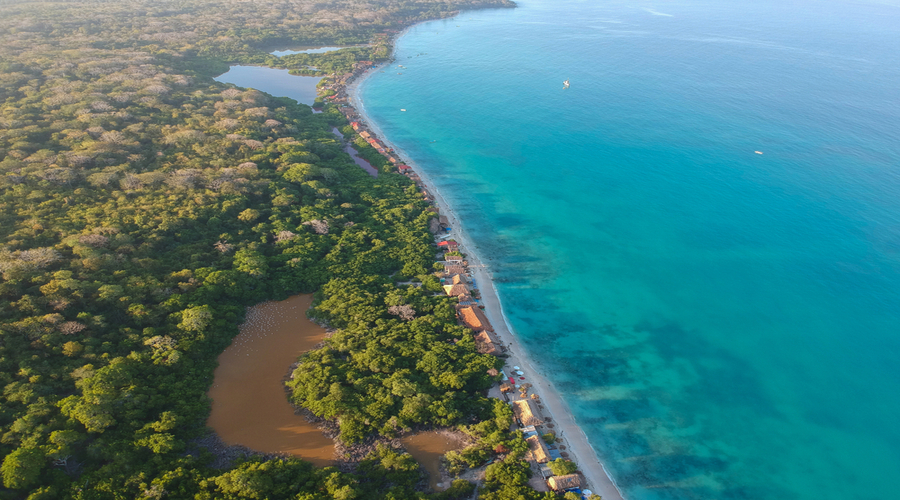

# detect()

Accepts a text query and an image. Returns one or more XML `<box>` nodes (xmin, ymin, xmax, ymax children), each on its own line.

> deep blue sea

<box><xmin>356</xmin><ymin>0</ymin><xmax>900</xmax><ymax>498</ymax></box>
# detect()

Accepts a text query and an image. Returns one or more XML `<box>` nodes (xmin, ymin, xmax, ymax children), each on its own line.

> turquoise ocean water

<box><xmin>356</xmin><ymin>0</ymin><xmax>900</xmax><ymax>498</ymax></box>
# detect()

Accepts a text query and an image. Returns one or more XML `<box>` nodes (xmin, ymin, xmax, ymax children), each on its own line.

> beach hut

<box><xmin>525</xmin><ymin>435</ymin><xmax>551</xmax><ymax>463</ymax></box>
<box><xmin>458</xmin><ymin>305</ymin><xmax>493</xmax><ymax>332</ymax></box>
<box><xmin>443</xmin><ymin>265</ymin><xmax>467</xmax><ymax>276</ymax></box>
<box><xmin>444</xmin><ymin>283</ymin><xmax>469</xmax><ymax>298</ymax></box>
<box><xmin>477</xmin><ymin>329</ymin><xmax>500</xmax><ymax>344</ymax></box>
<box><xmin>476</xmin><ymin>340</ymin><xmax>500</xmax><ymax>356</ymax></box>
<box><xmin>457</xmin><ymin>293</ymin><xmax>477</xmax><ymax>306</ymax></box>
<box><xmin>548</xmin><ymin>474</ymin><xmax>583</xmax><ymax>491</ymax></box>
<box><xmin>475</xmin><ymin>331</ymin><xmax>503</xmax><ymax>356</ymax></box>
<box><xmin>475</xmin><ymin>331</ymin><xmax>502</xmax><ymax>356</ymax></box>
<box><xmin>451</xmin><ymin>274</ymin><xmax>468</xmax><ymax>285</ymax></box>
<box><xmin>512</xmin><ymin>399</ymin><xmax>543</xmax><ymax>427</ymax></box>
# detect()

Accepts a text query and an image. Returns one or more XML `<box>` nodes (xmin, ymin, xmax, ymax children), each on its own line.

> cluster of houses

<box><xmin>511</xmin><ymin>400</ymin><xmax>586</xmax><ymax>494</ymax></box>
<box><xmin>430</xmin><ymin>239</ymin><xmax>507</xmax><ymax>358</ymax></box>
<box><xmin>432</xmin><ymin>234</ymin><xmax>585</xmax><ymax>494</ymax></box>
<box><xmin>319</xmin><ymin>54</ymin><xmax>590</xmax><ymax>498</ymax></box>
<box><xmin>315</xmin><ymin>59</ymin><xmax>427</xmax><ymax>179</ymax></box>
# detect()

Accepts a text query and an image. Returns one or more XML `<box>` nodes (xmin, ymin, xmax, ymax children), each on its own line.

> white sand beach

<box><xmin>346</xmin><ymin>63</ymin><xmax>625</xmax><ymax>500</ymax></box>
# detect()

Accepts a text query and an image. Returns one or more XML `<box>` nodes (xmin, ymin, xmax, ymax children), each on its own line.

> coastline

<box><xmin>345</xmin><ymin>45</ymin><xmax>626</xmax><ymax>500</ymax></box>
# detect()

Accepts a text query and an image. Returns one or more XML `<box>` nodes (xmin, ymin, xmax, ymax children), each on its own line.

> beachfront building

<box><xmin>548</xmin><ymin>474</ymin><xmax>583</xmax><ymax>492</ymax></box>
<box><xmin>457</xmin><ymin>305</ymin><xmax>493</xmax><ymax>332</ymax></box>
<box><xmin>525</xmin><ymin>434</ymin><xmax>551</xmax><ymax>464</ymax></box>
<box><xmin>444</xmin><ymin>283</ymin><xmax>469</xmax><ymax>298</ymax></box>
<box><xmin>448</xmin><ymin>274</ymin><xmax>468</xmax><ymax>285</ymax></box>
<box><xmin>437</xmin><ymin>240</ymin><xmax>460</xmax><ymax>252</ymax></box>
<box><xmin>475</xmin><ymin>331</ymin><xmax>504</xmax><ymax>356</ymax></box>
<box><xmin>444</xmin><ymin>254</ymin><xmax>463</xmax><ymax>264</ymax></box>
<box><xmin>457</xmin><ymin>293</ymin><xmax>477</xmax><ymax>306</ymax></box>
<box><xmin>442</xmin><ymin>265</ymin><xmax>467</xmax><ymax>277</ymax></box>
<box><xmin>512</xmin><ymin>399</ymin><xmax>544</xmax><ymax>427</ymax></box>
<box><xmin>476</xmin><ymin>329</ymin><xmax>501</xmax><ymax>345</ymax></box>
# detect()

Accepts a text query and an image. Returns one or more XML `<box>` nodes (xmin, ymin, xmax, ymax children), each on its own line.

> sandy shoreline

<box><xmin>345</xmin><ymin>51</ymin><xmax>625</xmax><ymax>500</ymax></box>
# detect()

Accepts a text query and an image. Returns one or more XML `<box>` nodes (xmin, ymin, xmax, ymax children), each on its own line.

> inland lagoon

<box><xmin>207</xmin><ymin>295</ymin><xmax>334</xmax><ymax>466</ymax></box>
<box><xmin>271</xmin><ymin>46</ymin><xmax>365</xmax><ymax>57</ymax></box>
<box><xmin>214</xmin><ymin>66</ymin><xmax>321</xmax><ymax>106</ymax></box>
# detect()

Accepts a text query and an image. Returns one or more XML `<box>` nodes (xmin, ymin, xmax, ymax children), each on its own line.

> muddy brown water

<box><xmin>207</xmin><ymin>294</ymin><xmax>335</xmax><ymax>466</ymax></box>
<box><xmin>401</xmin><ymin>431</ymin><xmax>466</xmax><ymax>490</ymax></box>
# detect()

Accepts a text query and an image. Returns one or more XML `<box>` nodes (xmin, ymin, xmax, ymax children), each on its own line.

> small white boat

<box><xmin>755</xmin><ymin>151</ymin><xmax>764</xmax><ymax>155</ymax></box>
<box><xmin>400</xmin><ymin>109</ymin><xmax>406</xmax><ymax>112</ymax></box>
<box><xmin>563</xmin><ymin>79</ymin><xmax>570</xmax><ymax>89</ymax></box>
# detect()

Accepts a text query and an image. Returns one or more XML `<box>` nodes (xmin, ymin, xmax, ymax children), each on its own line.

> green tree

<box><xmin>178</xmin><ymin>305</ymin><xmax>214</xmax><ymax>332</ymax></box>
<box><xmin>1</xmin><ymin>447</ymin><xmax>44</xmax><ymax>490</ymax></box>
<box><xmin>548</xmin><ymin>458</ymin><xmax>578</xmax><ymax>476</ymax></box>
<box><xmin>234</xmin><ymin>247</ymin><xmax>268</xmax><ymax>277</ymax></box>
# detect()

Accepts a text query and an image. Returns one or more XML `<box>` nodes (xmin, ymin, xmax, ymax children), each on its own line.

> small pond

<box><xmin>271</xmin><ymin>46</ymin><xmax>364</xmax><ymax>56</ymax></box>
<box><xmin>214</xmin><ymin>66</ymin><xmax>321</xmax><ymax>106</ymax></box>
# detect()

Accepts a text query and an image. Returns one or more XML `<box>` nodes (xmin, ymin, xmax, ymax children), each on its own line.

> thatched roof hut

<box><xmin>476</xmin><ymin>329</ymin><xmax>500</xmax><ymax>344</ymax></box>
<box><xmin>548</xmin><ymin>474</ymin><xmax>583</xmax><ymax>491</ymax></box>
<box><xmin>525</xmin><ymin>434</ymin><xmax>550</xmax><ymax>463</ymax></box>
<box><xmin>475</xmin><ymin>331</ymin><xmax>503</xmax><ymax>356</ymax></box>
<box><xmin>458</xmin><ymin>305</ymin><xmax>493</xmax><ymax>332</ymax></box>
<box><xmin>457</xmin><ymin>293</ymin><xmax>477</xmax><ymax>306</ymax></box>
<box><xmin>512</xmin><ymin>399</ymin><xmax>543</xmax><ymax>427</ymax></box>
<box><xmin>443</xmin><ymin>283</ymin><xmax>469</xmax><ymax>297</ymax></box>
<box><xmin>451</xmin><ymin>274</ymin><xmax>468</xmax><ymax>285</ymax></box>
<box><xmin>475</xmin><ymin>338</ymin><xmax>500</xmax><ymax>356</ymax></box>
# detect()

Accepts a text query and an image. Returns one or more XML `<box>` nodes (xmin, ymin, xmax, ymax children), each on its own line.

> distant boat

<box><xmin>755</xmin><ymin>151</ymin><xmax>764</xmax><ymax>155</ymax></box>
<box><xmin>400</xmin><ymin>109</ymin><xmax>406</xmax><ymax>112</ymax></box>
<box><xmin>563</xmin><ymin>79</ymin><xmax>570</xmax><ymax>89</ymax></box>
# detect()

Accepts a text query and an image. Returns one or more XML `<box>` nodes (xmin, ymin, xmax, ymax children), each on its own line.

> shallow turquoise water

<box><xmin>358</xmin><ymin>0</ymin><xmax>900</xmax><ymax>498</ymax></box>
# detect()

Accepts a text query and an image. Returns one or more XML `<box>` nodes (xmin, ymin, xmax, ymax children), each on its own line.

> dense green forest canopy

<box><xmin>0</xmin><ymin>0</ymin><xmax>551</xmax><ymax>498</ymax></box>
